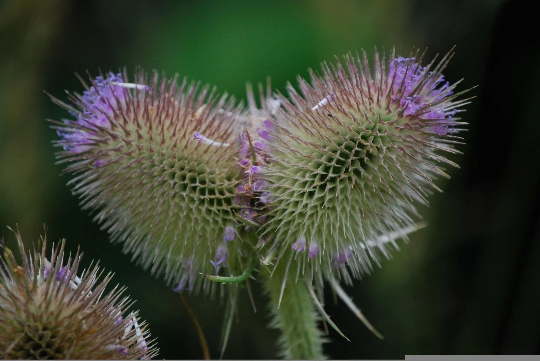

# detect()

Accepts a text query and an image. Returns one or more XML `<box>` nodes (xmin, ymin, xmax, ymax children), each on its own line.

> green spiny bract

<box><xmin>257</xmin><ymin>49</ymin><xmax>470</xmax><ymax>285</ymax></box>
<box><xmin>0</xmin><ymin>229</ymin><xmax>156</xmax><ymax>359</ymax></box>
<box><xmin>51</xmin><ymin>70</ymin><xmax>252</xmax><ymax>294</ymax></box>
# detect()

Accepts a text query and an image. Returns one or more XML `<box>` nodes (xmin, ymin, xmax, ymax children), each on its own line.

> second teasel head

<box><xmin>256</xmin><ymin>49</ymin><xmax>471</xmax><ymax>284</ymax></box>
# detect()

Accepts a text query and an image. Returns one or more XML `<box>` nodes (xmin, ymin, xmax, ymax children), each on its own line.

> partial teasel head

<box><xmin>256</xmin><ymin>49</ymin><xmax>471</xmax><ymax>285</ymax></box>
<box><xmin>0</xmin><ymin>228</ymin><xmax>156</xmax><ymax>359</ymax></box>
<box><xmin>50</xmin><ymin>71</ymin><xmax>251</xmax><ymax>294</ymax></box>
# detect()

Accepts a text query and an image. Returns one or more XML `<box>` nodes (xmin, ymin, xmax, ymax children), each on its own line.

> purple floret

<box><xmin>308</xmin><ymin>242</ymin><xmax>319</xmax><ymax>258</ymax></box>
<box><xmin>252</xmin><ymin>180</ymin><xmax>268</xmax><ymax>192</ymax></box>
<box><xmin>333</xmin><ymin>249</ymin><xmax>352</xmax><ymax>266</ymax></box>
<box><xmin>58</xmin><ymin>73</ymin><xmax>127</xmax><ymax>153</ymax></box>
<box><xmin>292</xmin><ymin>237</ymin><xmax>306</xmax><ymax>253</ymax></box>
<box><xmin>259</xmin><ymin>192</ymin><xmax>272</xmax><ymax>204</ymax></box>
<box><xmin>223</xmin><ymin>225</ymin><xmax>235</xmax><ymax>242</ymax></box>
<box><xmin>57</xmin><ymin>265</ymin><xmax>69</xmax><ymax>281</ymax></box>
<box><xmin>172</xmin><ymin>259</ymin><xmax>196</xmax><ymax>292</ymax></box>
<box><xmin>389</xmin><ymin>57</ymin><xmax>456</xmax><ymax>135</ymax></box>
<box><xmin>210</xmin><ymin>244</ymin><xmax>228</xmax><ymax>272</ymax></box>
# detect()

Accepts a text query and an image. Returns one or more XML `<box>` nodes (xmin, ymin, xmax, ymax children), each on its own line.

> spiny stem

<box><xmin>329</xmin><ymin>278</ymin><xmax>384</xmax><ymax>340</ymax></box>
<box><xmin>263</xmin><ymin>266</ymin><xmax>325</xmax><ymax>360</ymax></box>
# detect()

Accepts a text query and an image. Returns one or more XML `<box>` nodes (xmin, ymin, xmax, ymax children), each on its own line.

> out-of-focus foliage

<box><xmin>1</xmin><ymin>0</ymin><xmax>539</xmax><ymax>358</ymax></box>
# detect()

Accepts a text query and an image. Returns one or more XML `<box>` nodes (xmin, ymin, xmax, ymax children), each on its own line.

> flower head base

<box><xmin>51</xmin><ymin>70</ymin><xmax>252</xmax><ymax>294</ymax></box>
<box><xmin>0</xmin><ymin>228</ymin><xmax>157</xmax><ymax>359</ymax></box>
<box><xmin>256</xmin><ymin>49</ymin><xmax>470</xmax><ymax>283</ymax></box>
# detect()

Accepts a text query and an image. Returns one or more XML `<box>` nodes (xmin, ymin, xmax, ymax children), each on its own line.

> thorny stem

<box><xmin>263</xmin><ymin>265</ymin><xmax>325</xmax><ymax>360</ymax></box>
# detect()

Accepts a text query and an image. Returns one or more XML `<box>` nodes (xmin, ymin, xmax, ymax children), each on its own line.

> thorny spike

<box><xmin>329</xmin><ymin>278</ymin><xmax>384</xmax><ymax>339</ymax></box>
<box><xmin>305</xmin><ymin>280</ymin><xmax>350</xmax><ymax>342</ymax></box>
<box><xmin>278</xmin><ymin>253</ymin><xmax>294</xmax><ymax>308</ymax></box>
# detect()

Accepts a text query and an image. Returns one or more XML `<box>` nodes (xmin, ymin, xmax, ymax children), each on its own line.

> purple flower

<box><xmin>249</xmin><ymin>165</ymin><xmax>261</xmax><ymax>175</ymax></box>
<box><xmin>239</xmin><ymin>142</ymin><xmax>251</xmax><ymax>159</ymax></box>
<box><xmin>172</xmin><ymin>276</ymin><xmax>188</xmax><ymax>293</ymax></box>
<box><xmin>42</xmin><ymin>262</ymin><xmax>52</xmax><ymax>279</ymax></box>
<box><xmin>308</xmin><ymin>242</ymin><xmax>319</xmax><ymax>259</ymax></box>
<box><xmin>252</xmin><ymin>180</ymin><xmax>268</xmax><ymax>192</ymax></box>
<box><xmin>259</xmin><ymin>192</ymin><xmax>272</xmax><ymax>204</ymax></box>
<box><xmin>254</xmin><ymin>140</ymin><xmax>269</xmax><ymax>152</ymax></box>
<box><xmin>94</xmin><ymin>160</ymin><xmax>106</xmax><ymax>168</ymax></box>
<box><xmin>236</xmin><ymin>185</ymin><xmax>247</xmax><ymax>193</ymax></box>
<box><xmin>234</xmin><ymin>194</ymin><xmax>251</xmax><ymax>206</ymax></box>
<box><xmin>210</xmin><ymin>244</ymin><xmax>228</xmax><ymax>273</ymax></box>
<box><xmin>263</xmin><ymin>119</ymin><xmax>274</xmax><ymax>130</ymax></box>
<box><xmin>333</xmin><ymin>249</ymin><xmax>352</xmax><ymax>266</ymax></box>
<box><xmin>292</xmin><ymin>237</ymin><xmax>306</xmax><ymax>253</ymax></box>
<box><xmin>57</xmin><ymin>265</ymin><xmax>68</xmax><ymax>281</ymax></box>
<box><xmin>108</xmin><ymin>306</ymin><xmax>123</xmax><ymax>325</ymax></box>
<box><xmin>240</xmin><ymin>208</ymin><xmax>257</xmax><ymax>222</ymax></box>
<box><xmin>238</xmin><ymin>158</ymin><xmax>250</xmax><ymax>167</ymax></box>
<box><xmin>193</xmin><ymin>131</ymin><xmax>204</xmax><ymax>141</ymax></box>
<box><xmin>58</xmin><ymin>73</ymin><xmax>151</xmax><ymax>153</ymax></box>
<box><xmin>258</xmin><ymin>129</ymin><xmax>270</xmax><ymax>141</ymax></box>
<box><xmin>80</xmin><ymin>73</ymin><xmax>126</xmax><ymax>118</ymax></box>
<box><xmin>388</xmin><ymin>57</ymin><xmax>456</xmax><ymax>134</ymax></box>
<box><xmin>223</xmin><ymin>225</ymin><xmax>235</xmax><ymax>242</ymax></box>
<box><xmin>172</xmin><ymin>259</ymin><xmax>195</xmax><ymax>292</ymax></box>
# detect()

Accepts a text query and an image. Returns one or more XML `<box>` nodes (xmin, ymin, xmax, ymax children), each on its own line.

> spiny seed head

<box><xmin>0</xmin><ymin>228</ymin><xmax>157</xmax><ymax>359</ymax></box>
<box><xmin>257</xmin><ymin>49</ymin><xmax>470</xmax><ymax>283</ymax></box>
<box><xmin>51</xmin><ymin>70</ymin><xmax>253</xmax><ymax>294</ymax></box>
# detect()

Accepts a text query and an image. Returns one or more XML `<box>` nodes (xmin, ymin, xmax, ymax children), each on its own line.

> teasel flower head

<box><xmin>256</xmin><ymin>49</ymin><xmax>471</xmax><ymax>286</ymax></box>
<box><xmin>0</xmin><ymin>227</ymin><xmax>157</xmax><ymax>359</ymax></box>
<box><xmin>50</xmin><ymin>70</ymin><xmax>253</xmax><ymax>294</ymax></box>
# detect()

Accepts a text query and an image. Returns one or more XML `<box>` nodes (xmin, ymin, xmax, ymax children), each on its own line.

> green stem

<box><xmin>263</xmin><ymin>266</ymin><xmax>325</xmax><ymax>360</ymax></box>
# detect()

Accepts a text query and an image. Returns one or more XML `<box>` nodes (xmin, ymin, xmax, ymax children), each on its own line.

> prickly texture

<box><xmin>0</xmin><ymin>230</ymin><xmax>156</xmax><ymax>359</ymax></box>
<box><xmin>52</xmin><ymin>71</ymin><xmax>250</xmax><ymax>293</ymax></box>
<box><xmin>259</xmin><ymin>50</ymin><xmax>469</xmax><ymax>284</ymax></box>
<box><xmin>264</xmin><ymin>266</ymin><xmax>325</xmax><ymax>360</ymax></box>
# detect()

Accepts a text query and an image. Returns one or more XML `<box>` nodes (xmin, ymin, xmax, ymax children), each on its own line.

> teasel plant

<box><xmin>50</xmin><ymin>47</ymin><xmax>472</xmax><ymax>359</ymax></box>
<box><xmin>0</xmin><ymin>227</ymin><xmax>157</xmax><ymax>359</ymax></box>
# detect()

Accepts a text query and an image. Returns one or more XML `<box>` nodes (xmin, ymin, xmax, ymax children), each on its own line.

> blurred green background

<box><xmin>1</xmin><ymin>0</ymin><xmax>539</xmax><ymax>358</ymax></box>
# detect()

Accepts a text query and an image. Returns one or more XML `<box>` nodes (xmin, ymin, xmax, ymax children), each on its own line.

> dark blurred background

<box><xmin>1</xmin><ymin>0</ymin><xmax>538</xmax><ymax>359</ymax></box>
